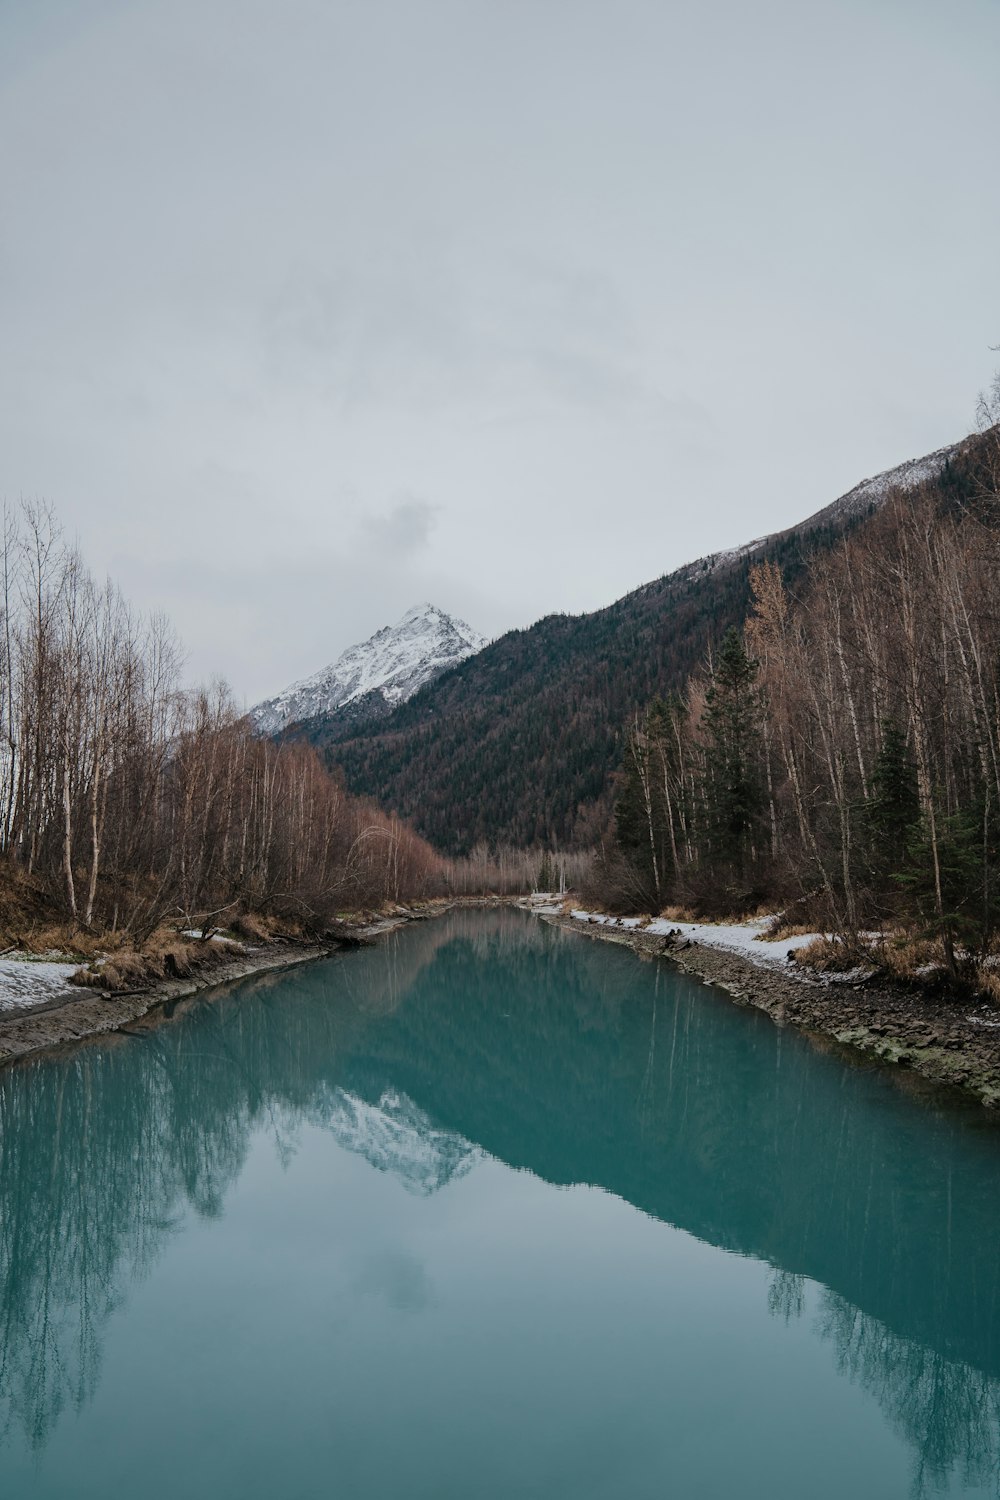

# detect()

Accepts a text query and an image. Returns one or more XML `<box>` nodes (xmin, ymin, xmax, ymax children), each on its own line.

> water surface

<box><xmin>2</xmin><ymin>910</ymin><xmax>1000</xmax><ymax>1498</ymax></box>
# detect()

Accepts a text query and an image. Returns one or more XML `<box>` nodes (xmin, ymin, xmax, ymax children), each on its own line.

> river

<box><xmin>2</xmin><ymin>908</ymin><xmax>999</xmax><ymax>1497</ymax></box>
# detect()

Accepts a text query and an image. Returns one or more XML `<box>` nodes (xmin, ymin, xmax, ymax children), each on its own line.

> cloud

<box><xmin>1</xmin><ymin>0</ymin><xmax>996</xmax><ymax>709</ymax></box>
<box><xmin>361</xmin><ymin>497</ymin><xmax>440</xmax><ymax>560</ymax></box>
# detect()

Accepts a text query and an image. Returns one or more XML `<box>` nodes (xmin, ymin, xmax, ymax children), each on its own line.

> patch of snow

<box><xmin>678</xmin><ymin>535</ymin><xmax>770</xmax><ymax>581</ymax></box>
<box><xmin>0</xmin><ymin>956</ymin><xmax>80</xmax><ymax>1013</ymax></box>
<box><xmin>250</xmin><ymin>603</ymin><xmax>487</xmax><ymax>734</ymax></box>
<box><xmin>520</xmin><ymin>893</ymin><xmax>569</xmax><ymax>915</ymax></box>
<box><xmin>569</xmin><ymin>909</ymin><xmax>822</xmax><ymax>970</ymax></box>
<box><xmin>675</xmin><ymin>440</ymin><xmax>959</xmax><ymax>584</ymax></box>
<box><xmin>829</xmin><ymin>443</ymin><xmax>960</xmax><ymax>520</ymax></box>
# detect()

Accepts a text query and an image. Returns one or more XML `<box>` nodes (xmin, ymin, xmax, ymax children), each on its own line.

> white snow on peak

<box><xmin>317</xmin><ymin>1085</ymin><xmax>481</xmax><ymax>1195</ymax></box>
<box><xmin>678</xmin><ymin>440</ymin><xmax>960</xmax><ymax>583</ymax></box>
<box><xmin>804</xmin><ymin>440</ymin><xmax>961</xmax><ymax>527</ymax></box>
<box><xmin>250</xmin><ymin>603</ymin><xmax>486</xmax><ymax>734</ymax></box>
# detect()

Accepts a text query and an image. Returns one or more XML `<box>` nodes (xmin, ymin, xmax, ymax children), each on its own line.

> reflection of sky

<box><xmin>5</xmin><ymin>1120</ymin><xmax>995</xmax><ymax>1500</ymax></box>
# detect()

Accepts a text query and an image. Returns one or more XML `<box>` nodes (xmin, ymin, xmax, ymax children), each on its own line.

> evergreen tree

<box><xmin>700</xmin><ymin>628</ymin><xmax>763</xmax><ymax>881</ymax></box>
<box><xmin>863</xmin><ymin>722</ymin><xmax>920</xmax><ymax>887</ymax></box>
<box><xmin>895</xmin><ymin>811</ymin><xmax>986</xmax><ymax>962</ymax></box>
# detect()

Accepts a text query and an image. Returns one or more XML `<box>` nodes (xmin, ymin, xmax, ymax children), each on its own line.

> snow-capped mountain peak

<box><xmin>250</xmin><ymin>603</ymin><xmax>486</xmax><ymax>735</ymax></box>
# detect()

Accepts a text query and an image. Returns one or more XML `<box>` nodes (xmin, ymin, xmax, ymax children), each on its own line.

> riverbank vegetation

<box><xmin>606</xmin><ymin>386</ymin><xmax>1000</xmax><ymax>995</ymax></box>
<box><xmin>0</xmin><ymin>505</ymin><xmax>574</xmax><ymax>960</ymax></box>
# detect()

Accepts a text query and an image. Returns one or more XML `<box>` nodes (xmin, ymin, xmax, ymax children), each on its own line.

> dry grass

<box><xmin>230</xmin><ymin>911</ymin><xmax>284</xmax><ymax>943</ymax></box>
<box><xmin>685</xmin><ymin>900</ymin><xmax>778</xmax><ymax>925</ymax></box>
<box><xmin>72</xmin><ymin>926</ymin><xmax>244</xmax><ymax>993</ymax></box>
<box><xmin>759</xmin><ymin>916</ymin><xmax>821</xmax><ymax>943</ymax></box>
<box><xmin>976</xmin><ymin>970</ymin><xmax>1000</xmax><ymax>1006</ymax></box>
<box><xmin>794</xmin><ymin>930</ymin><xmax>952</xmax><ymax>978</ymax></box>
<box><xmin>657</xmin><ymin>904</ymin><xmax>699</xmax><ymax>923</ymax></box>
<box><xmin>791</xmin><ymin>936</ymin><xmax>853</xmax><ymax>972</ymax></box>
<box><xmin>15</xmin><ymin>924</ymin><xmax>125</xmax><ymax>960</ymax></box>
<box><xmin>795</xmin><ymin>928</ymin><xmax>1000</xmax><ymax>993</ymax></box>
<box><xmin>878</xmin><ymin>935</ymin><xmax>945</xmax><ymax>981</ymax></box>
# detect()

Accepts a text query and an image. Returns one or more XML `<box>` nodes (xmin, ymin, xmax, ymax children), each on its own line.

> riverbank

<box><xmin>534</xmin><ymin>902</ymin><xmax>1000</xmax><ymax>1110</ymax></box>
<box><xmin>0</xmin><ymin>898</ymin><xmax>480</xmax><ymax>1071</ymax></box>
<box><xmin>12</xmin><ymin>892</ymin><xmax>999</xmax><ymax>1111</ymax></box>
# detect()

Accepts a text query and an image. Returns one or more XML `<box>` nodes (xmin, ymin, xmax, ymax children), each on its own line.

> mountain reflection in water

<box><xmin>2</xmin><ymin>908</ymin><xmax>1000</xmax><ymax>1495</ymax></box>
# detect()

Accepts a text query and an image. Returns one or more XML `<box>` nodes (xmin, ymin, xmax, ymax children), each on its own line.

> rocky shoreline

<box><xmin>10</xmin><ymin>896</ymin><xmax>1000</xmax><ymax>1112</ymax></box>
<box><xmin>0</xmin><ymin>902</ymin><xmax>467</xmax><ymax>1072</ymax></box>
<box><xmin>544</xmin><ymin>911</ymin><xmax>1000</xmax><ymax>1111</ymax></box>
<box><xmin>0</xmin><ymin>943</ymin><xmax>337</xmax><ymax>1070</ymax></box>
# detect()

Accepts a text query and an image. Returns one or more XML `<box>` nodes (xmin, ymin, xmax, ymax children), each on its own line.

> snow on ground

<box><xmin>569</xmin><ymin>909</ymin><xmax>823</xmax><ymax>971</ymax></box>
<box><xmin>0</xmin><ymin>956</ymin><xmax>80</xmax><ymax>1013</ymax></box>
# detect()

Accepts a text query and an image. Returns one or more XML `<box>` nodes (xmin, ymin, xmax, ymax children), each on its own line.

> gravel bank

<box><xmin>544</xmin><ymin>912</ymin><xmax>1000</xmax><ymax>1111</ymax></box>
<box><xmin>0</xmin><ymin>944</ymin><xmax>334</xmax><ymax>1070</ymax></box>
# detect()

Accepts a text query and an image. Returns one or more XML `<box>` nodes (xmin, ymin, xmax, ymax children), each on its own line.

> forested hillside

<box><xmin>300</xmin><ymin>443</ymin><xmax>971</xmax><ymax>854</ymax></box>
<box><xmin>611</xmin><ymin>406</ymin><xmax>1000</xmax><ymax>979</ymax></box>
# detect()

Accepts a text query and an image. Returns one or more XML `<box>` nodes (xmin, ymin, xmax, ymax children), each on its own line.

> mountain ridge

<box><xmin>294</xmin><ymin>435</ymin><xmax>974</xmax><ymax>853</ymax></box>
<box><xmin>676</xmin><ymin>439</ymin><xmax>961</xmax><ymax>583</ymax></box>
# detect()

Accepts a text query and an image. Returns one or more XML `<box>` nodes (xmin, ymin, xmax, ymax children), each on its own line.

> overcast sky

<box><xmin>2</xmin><ymin>0</ymin><xmax>998</xmax><ymax>701</ymax></box>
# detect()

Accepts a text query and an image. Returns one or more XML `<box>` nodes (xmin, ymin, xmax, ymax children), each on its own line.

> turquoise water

<box><xmin>2</xmin><ymin>910</ymin><xmax>1000</xmax><ymax>1498</ymax></box>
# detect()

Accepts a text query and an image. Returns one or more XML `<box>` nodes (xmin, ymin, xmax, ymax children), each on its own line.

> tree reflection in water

<box><xmin>820</xmin><ymin>1287</ymin><xmax>1000</xmax><ymax>1496</ymax></box>
<box><xmin>1</xmin><ymin>909</ymin><xmax>999</xmax><ymax>1495</ymax></box>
